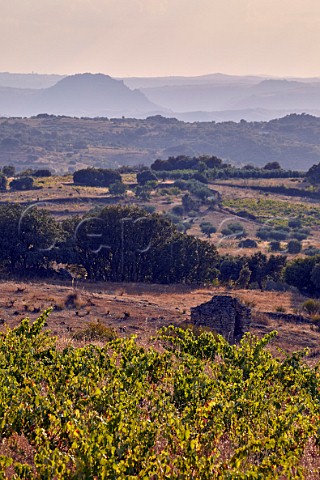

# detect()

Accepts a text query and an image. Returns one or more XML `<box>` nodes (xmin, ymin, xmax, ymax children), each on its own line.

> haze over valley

<box><xmin>2</xmin><ymin>71</ymin><xmax>320</xmax><ymax>122</ymax></box>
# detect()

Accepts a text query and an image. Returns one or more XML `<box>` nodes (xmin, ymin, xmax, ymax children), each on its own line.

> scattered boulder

<box><xmin>190</xmin><ymin>295</ymin><xmax>251</xmax><ymax>343</ymax></box>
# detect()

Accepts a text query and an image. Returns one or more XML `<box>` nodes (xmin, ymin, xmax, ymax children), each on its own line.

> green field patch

<box><xmin>223</xmin><ymin>197</ymin><xmax>320</xmax><ymax>227</ymax></box>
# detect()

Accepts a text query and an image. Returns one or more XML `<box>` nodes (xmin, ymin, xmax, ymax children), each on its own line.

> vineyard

<box><xmin>223</xmin><ymin>197</ymin><xmax>320</xmax><ymax>227</ymax></box>
<box><xmin>0</xmin><ymin>310</ymin><xmax>319</xmax><ymax>479</ymax></box>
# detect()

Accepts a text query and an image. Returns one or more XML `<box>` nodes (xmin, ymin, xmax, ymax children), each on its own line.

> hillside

<box><xmin>1</xmin><ymin>113</ymin><xmax>320</xmax><ymax>172</ymax></box>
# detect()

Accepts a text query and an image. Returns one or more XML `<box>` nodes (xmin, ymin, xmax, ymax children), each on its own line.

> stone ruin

<box><xmin>190</xmin><ymin>295</ymin><xmax>251</xmax><ymax>343</ymax></box>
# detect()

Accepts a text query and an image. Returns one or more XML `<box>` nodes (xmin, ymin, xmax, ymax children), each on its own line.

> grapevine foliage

<box><xmin>0</xmin><ymin>314</ymin><xmax>319</xmax><ymax>479</ymax></box>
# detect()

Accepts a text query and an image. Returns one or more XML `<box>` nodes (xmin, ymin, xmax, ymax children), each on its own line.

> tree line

<box><xmin>0</xmin><ymin>204</ymin><xmax>218</xmax><ymax>284</ymax></box>
<box><xmin>0</xmin><ymin>203</ymin><xmax>318</xmax><ymax>292</ymax></box>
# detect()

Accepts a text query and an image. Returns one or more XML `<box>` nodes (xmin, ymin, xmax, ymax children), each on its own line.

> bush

<box><xmin>263</xmin><ymin>161</ymin><xmax>281</xmax><ymax>170</ymax></box>
<box><xmin>285</xmin><ymin>256</ymin><xmax>320</xmax><ymax>294</ymax></box>
<box><xmin>287</xmin><ymin>240</ymin><xmax>302</xmax><ymax>254</ymax></box>
<box><xmin>288</xmin><ymin>218</ymin><xmax>302</xmax><ymax>229</ymax></box>
<box><xmin>269</xmin><ymin>241</ymin><xmax>282</xmax><ymax>252</ymax></box>
<box><xmin>73</xmin><ymin>322</ymin><xmax>117</xmax><ymax>341</ymax></box>
<box><xmin>200</xmin><ymin>222</ymin><xmax>216</xmax><ymax>238</ymax></box>
<box><xmin>0</xmin><ymin>173</ymin><xmax>7</xmax><ymax>191</ymax></box>
<box><xmin>270</xmin><ymin>230</ymin><xmax>288</xmax><ymax>241</ymax></box>
<box><xmin>142</xmin><ymin>205</ymin><xmax>156</xmax><ymax>214</ymax></box>
<box><xmin>109</xmin><ymin>181</ymin><xmax>126</xmax><ymax>195</ymax></box>
<box><xmin>135</xmin><ymin>185</ymin><xmax>152</xmax><ymax>200</ymax></box>
<box><xmin>222</xmin><ymin>222</ymin><xmax>247</xmax><ymax>238</ymax></box>
<box><xmin>10</xmin><ymin>176</ymin><xmax>34</xmax><ymax>191</ymax></box>
<box><xmin>238</xmin><ymin>239</ymin><xmax>258</xmax><ymax>248</ymax></box>
<box><xmin>2</xmin><ymin>165</ymin><xmax>15</xmax><ymax>176</ymax></box>
<box><xmin>32</xmin><ymin>169</ymin><xmax>52</xmax><ymax>177</ymax></box>
<box><xmin>137</xmin><ymin>170</ymin><xmax>158</xmax><ymax>185</ymax></box>
<box><xmin>302</xmin><ymin>299</ymin><xmax>320</xmax><ymax>316</ymax></box>
<box><xmin>304</xmin><ymin>246</ymin><xmax>320</xmax><ymax>256</ymax></box>
<box><xmin>73</xmin><ymin>168</ymin><xmax>121</xmax><ymax>187</ymax></box>
<box><xmin>290</xmin><ymin>231</ymin><xmax>308</xmax><ymax>241</ymax></box>
<box><xmin>171</xmin><ymin>205</ymin><xmax>184</xmax><ymax>216</ymax></box>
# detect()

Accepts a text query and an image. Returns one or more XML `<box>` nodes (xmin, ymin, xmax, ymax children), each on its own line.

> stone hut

<box><xmin>190</xmin><ymin>295</ymin><xmax>251</xmax><ymax>343</ymax></box>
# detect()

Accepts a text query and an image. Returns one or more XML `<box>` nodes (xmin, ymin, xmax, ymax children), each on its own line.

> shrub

<box><xmin>287</xmin><ymin>240</ymin><xmax>302</xmax><ymax>254</ymax></box>
<box><xmin>2</xmin><ymin>165</ymin><xmax>15</xmax><ymax>176</ymax></box>
<box><xmin>32</xmin><ymin>169</ymin><xmax>52</xmax><ymax>177</ymax></box>
<box><xmin>0</xmin><ymin>173</ymin><xmax>7</xmax><ymax>191</ymax></box>
<box><xmin>109</xmin><ymin>181</ymin><xmax>126</xmax><ymax>195</ymax></box>
<box><xmin>290</xmin><ymin>231</ymin><xmax>308</xmax><ymax>241</ymax></box>
<box><xmin>288</xmin><ymin>218</ymin><xmax>302</xmax><ymax>229</ymax></box>
<box><xmin>142</xmin><ymin>205</ymin><xmax>156</xmax><ymax>214</ymax></box>
<box><xmin>73</xmin><ymin>168</ymin><xmax>121</xmax><ymax>187</ymax></box>
<box><xmin>263</xmin><ymin>161</ymin><xmax>281</xmax><ymax>170</ymax></box>
<box><xmin>10</xmin><ymin>176</ymin><xmax>34</xmax><ymax>190</ymax></box>
<box><xmin>64</xmin><ymin>293</ymin><xmax>83</xmax><ymax>309</ymax></box>
<box><xmin>171</xmin><ymin>205</ymin><xmax>184</xmax><ymax>216</ymax></box>
<box><xmin>270</xmin><ymin>230</ymin><xmax>288</xmax><ymax>241</ymax></box>
<box><xmin>238</xmin><ymin>239</ymin><xmax>258</xmax><ymax>248</ymax></box>
<box><xmin>222</xmin><ymin>222</ymin><xmax>247</xmax><ymax>238</ymax></box>
<box><xmin>200</xmin><ymin>222</ymin><xmax>216</xmax><ymax>238</ymax></box>
<box><xmin>73</xmin><ymin>322</ymin><xmax>117</xmax><ymax>341</ymax></box>
<box><xmin>269</xmin><ymin>241</ymin><xmax>282</xmax><ymax>252</ymax></box>
<box><xmin>135</xmin><ymin>185</ymin><xmax>151</xmax><ymax>200</ymax></box>
<box><xmin>304</xmin><ymin>246</ymin><xmax>320</xmax><ymax>256</ymax></box>
<box><xmin>137</xmin><ymin>170</ymin><xmax>158</xmax><ymax>185</ymax></box>
<box><xmin>302</xmin><ymin>299</ymin><xmax>320</xmax><ymax>316</ymax></box>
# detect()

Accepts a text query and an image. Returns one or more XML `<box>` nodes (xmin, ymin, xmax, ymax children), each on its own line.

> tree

<box><xmin>219</xmin><ymin>257</ymin><xmax>243</xmax><ymax>283</ymax></box>
<box><xmin>237</xmin><ymin>264</ymin><xmax>251</xmax><ymax>288</ymax></box>
<box><xmin>263</xmin><ymin>162</ymin><xmax>281</xmax><ymax>170</ymax></box>
<box><xmin>10</xmin><ymin>177</ymin><xmax>34</xmax><ymax>191</ymax></box>
<box><xmin>2</xmin><ymin>165</ymin><xmax>15</xmax><ymax>176</ymax></box>
<box><xmin>200</xmin><ymin>222</ymin><xmax>216</xmax><ymax>238</ymax></box>
<box><xmin>109</xmin><ymin>181</ymin><xmax>126</xmax><ymax>195</ymax></box>
<box><xmin>182</xmin><ymin>193</ymin><xmax>197</xmax><ymax>213</ymax></box>
<box><xmin>32</xmin><ymin>169</ymin><xmax>52</xmax><ymax>177</ymax></box>
<box><xmin>302</xmin><ymin>298</ymin><xmax>320</xmax><ymax>315</ymax></box>
<box><xmin>238</xmin><ymin>239</ymin><xmax>258</xmax><ymax>249</ymax></box>
<box><xmin>137</xmin><ymin>170</ymin><xmax>158</xmax><ymax>185</ymax></box>
<box><xmin>61</xmin><ymin>205</ymin><xmax>219</xmax><ymax>284</ymax></box>
<box><xmin>287</xmin><ymin>240</ymin><xmax>302</xmax><ymax>254</ymax></box>
<box><xmin>0</xmin><ymin>204</ymin><xmax>62</xmax><ymax>274</ymax></box>
<box><xmin>197</xmin><ymin>161</ymin><xmax>207</xmax><ymax>173</ymax></box>
<box><xmin>306</xmin><ymin>163</ymin><xmax>320</xmax><ymax>184</ymax></box>
<box><xmin>285</xmin><ymin>257</ymin><xmax>317</xmax><ymax>294</ymax></box>
<box><xmin>269</xmin><ymin>241</ymin><xmax>282</xmax><ymax>252</ymax></box>
<box><xmin>222</xmin><ymin>222</ymin><xmax>247</xmax><ymax>239</ymax></box>
<box><xmin>73</xmin><ymin>168</ymin><xmax>121</xmax><ymax>187</ymax></box>
<box><xmin>0</xmin><ymin>173</ymin><xmax>7</xmax><ymax>191</ymax></box>
<box><xmin>135</xmin><ymin>185</ymin><xmax>152</xmax><ymax>200</ymax></box>
<box><xmin>310</xmin><ymin>263</ymin><xmax>320</xmax><ymax>291</ymax></box>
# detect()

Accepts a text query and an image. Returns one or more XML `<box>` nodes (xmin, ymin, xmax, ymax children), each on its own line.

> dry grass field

<box><xmin>0</xmin><ymin>278</ymin><xmax>319</xmax><ymax>361</ymax></box>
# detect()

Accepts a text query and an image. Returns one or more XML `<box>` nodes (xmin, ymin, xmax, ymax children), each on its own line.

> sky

<box><xmin>1</xmin><ymin>0</ymin><xmax>320</xmax><ymax>78</ymax></box>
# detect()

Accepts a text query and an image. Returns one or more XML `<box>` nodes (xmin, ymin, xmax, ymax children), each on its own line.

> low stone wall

<box><xmin>264</xmin><ymin>312</ymin><xmax>312</xmax><ymax>324</ymax></box>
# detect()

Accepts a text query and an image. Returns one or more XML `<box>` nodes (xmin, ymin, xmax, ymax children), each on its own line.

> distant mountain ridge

<box><xmin>0</xmin><ymin>73</ymin><xmax>163</xmax><ymax>118</ymax></box>
<box><xmin>2</xmin><ymin>72</ymin><xmax>320</xmax><ymax>121</ymax></box>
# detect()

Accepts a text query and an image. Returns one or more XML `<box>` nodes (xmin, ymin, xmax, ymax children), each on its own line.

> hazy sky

<box><xmin>1</xmin><ymin>0</ymin><xmax>320</xmax><ymax>77</ymax></box>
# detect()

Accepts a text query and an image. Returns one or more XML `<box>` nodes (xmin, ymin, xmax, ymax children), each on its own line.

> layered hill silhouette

<box><xmin>135</xmin><ymin>78</ymin><xmax>320</xmax><ymax>121</ymax></box>
<box><xmin>0</xmin><ymin>73</ymin><xmax>162</xmax><ymax>118</ymax></box>
<box><xmin>2</xmin><ymin>72</ymin><xmax>320</xmax><ymax>121</ymax></box>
